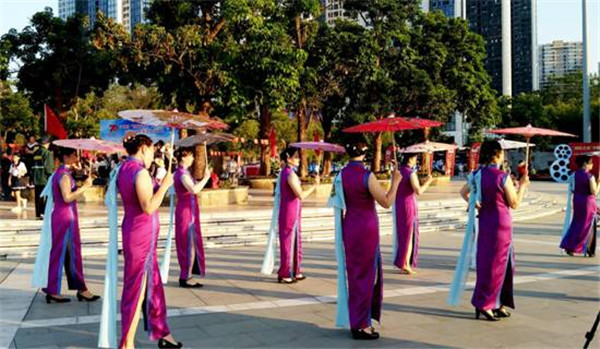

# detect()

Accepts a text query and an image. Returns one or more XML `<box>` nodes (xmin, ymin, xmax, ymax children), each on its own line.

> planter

<box><xmin>247</xmin><ymin>178</ymin><xmax>276</xmax><ymax>190</ymax></box>
<box><xmin>428</xmin><ymin>175</ymin><xmax>451</xmax><ymax>186</ymax></box>
<box><xmin>200</xmin><ymin>186</ymin><xmax>249</xmax><ymax>207</ymax></box>
<box><xmin>80</xmin><ymin>185</ymin><xmax>106</xmax><ymax>203</ymax></box>
<box><xmin>300</xmin><ymin>183</ymin><xmax>333</xmax><ymax>199</ymax></box>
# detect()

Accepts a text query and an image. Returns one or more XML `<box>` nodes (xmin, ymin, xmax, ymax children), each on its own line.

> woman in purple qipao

<box><xmin>459</xmin><ymin>140</ymin><xmax>530</xmax><ymax>321</ymax></box>
<box><xmin>173</xmin><ymin>147</ymin><xmax>210</xmax><ymax>288</ymax></box>
<box><xmin>43</xmin><ymin>147</ymin><xmax>99</xmax><ymax>304</ymax></box>
<box><xmin>117</xmin><ymin>134</ymin><xmax>181</xmax><ymax>349</ymax></box>
<box><xmin>560</xmin><ymin>155</ymin><xmax>599</xmax><ymax>257</ymax></box>
<box><xmin>393</xmin><ymin>153</ymin><xmax>433</xmax><ymax>275</ymax></box>
<box><xmin>330</xmin><ymin>139</ymin><xmax>401</xmax><ymax>340</ymax></box>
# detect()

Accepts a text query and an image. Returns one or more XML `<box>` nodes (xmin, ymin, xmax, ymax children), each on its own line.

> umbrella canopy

<box><xmin>175</xmin><ymin>133</ymin><xmax>237</xmax><ymax>148</ymax></box>
<box><xmin>498</xmin><ymin>139</ymin><xmax>536</xmax><ymax>150</ymax></box>
<box><xmin>400</xmin><ymin>141</ymin><xmax>457</xmax><ymax>154</ymax></box>
<box><xmin>53</xmin><ymin>139</ymin><xmax>124</xmax><ymax>153</ymax></box>
<box><xmin>343</xmin><ymin>117</ymin><xmax>444</xmax><ymax>133</ymax></box>
<box><xmin>488</xmin><ymin>124</ymin><xmax>576</xmax><ymax>139</ymax></box>
<box><xmin>118</xmin><ymin>110</ymin><xmax>214</xmax><ymax>129</ymax></box>
<box><xmin>289</xmin><ymin>141</ymin><xmax>345</xmax><ymax>154</ymax></box>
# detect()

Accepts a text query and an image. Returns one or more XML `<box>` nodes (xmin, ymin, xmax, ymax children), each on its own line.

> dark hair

<box><xmin>123</xmin><ymin>134</ymin><xmax>153</xmax><ymax>155</ymax></box>
<box><xmin>344</xmin><ymin>140</ymin><xmax>368</xmax><ymax>158</ymax></box>
<box><xmin>175</xmin><ymin>147</ymin><xmax>194</xmax><ymax>162</ymax></box>
<box><xmin>155</xmin><ymin>140</ymin><xmax>165</xmax><ymax>148</ymax></box>
<box><xmin>479</xmin><ymin>140</ymin><xmax>503</xmax><ymax>165</ymax></box>
<box><xmin>576</xmin><ymin>155</ymin><xmax>592</xmax><ymax>168</ymax></box>
<box><xmin>56</xmin><ymin>147</ymin><xmax>77</xmax><ymax>163</ymax></box>
<box><xmin>400</xmin><ymin>153</ymin><xmax>418</xmax><ymax>165</ymax></box>
<box><xmin>280</xmin><ymin>147</ymin><xmax>298</xmax><ymax>163</ymax></box>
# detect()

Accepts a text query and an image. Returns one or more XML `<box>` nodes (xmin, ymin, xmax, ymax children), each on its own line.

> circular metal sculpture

<box><xmin>550</xmin><ymin>144</ymin><xmax>573</xmax><ymax>183</ymax></box>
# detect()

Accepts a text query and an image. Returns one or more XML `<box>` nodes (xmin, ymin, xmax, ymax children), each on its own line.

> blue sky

<box><xmin>1</xmin><ymin>0</ymin><xmax>599</xmax><ymax>74</ymax></box>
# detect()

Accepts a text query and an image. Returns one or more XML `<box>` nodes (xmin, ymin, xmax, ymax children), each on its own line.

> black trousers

<box><xmin>35</xmin><ymin>185</ymin><xmax>46</xmax><ymax>218</ymax></box>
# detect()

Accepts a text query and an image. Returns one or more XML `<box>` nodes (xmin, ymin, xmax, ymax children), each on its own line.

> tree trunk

<box><xmin>297</xmin><ymin>100</ymin><xmax>308</xmax><ymax>178</ymax></box>
<box><xmin>192</xmin><ymin>144</ymin><xmax>207</xmax><ymax>180</ymax></box>
<box><xmin>259</xmin><ymin>105</ymin><xmax>272</xmax><ymax>176</ymax></box>
<box><xmin>372</xmin><ymin>132</ymin><xmax>383</xmax><ymax>173</ymax></box>
<box><xmin>323</xmin><ymin>152</ymin><xmax>332</xmax><ymax>175</ymax></box>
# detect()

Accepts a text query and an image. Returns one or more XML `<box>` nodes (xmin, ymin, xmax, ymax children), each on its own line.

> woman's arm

<box><xmin>135</xmin><ymin>169</ymin><xmax>173</xmax><ymax>214</ymax></box>
<box><xmin>589</xmin><ymin>175</ymin><xmax>599</xmax><ymax>196</ymax></box>
<box><xmin>60</xmin><ymin>174</ymin><xmax>93</xmax><ymax>204</ymax></box>
<box><xmin>287</xmin><ymin>171</ymin><xmax>319</xmax><ymax>201</ymax></box>
<box><xmin>460</xmin><ymin>183</ymin><xmax>470</xmax><ymax>203</ymax></box>
<box><xmin>410</xmin><ymin>172</ymin><xmax>433</xmax><ymax>195</ymax></box>
<box><xmin>367</xmin><ymin>171</ymin><xmax>401</xmax><ymax>209</ymax></box>
<box><xmin>504</xmin><ymin>175</ymin><xmax>529</xmax><ymax>209</ymax></box>
<box><xmin>182</xmin><ymin>168</ymin><xmax>211</xmax><ymax>195</ymax></box>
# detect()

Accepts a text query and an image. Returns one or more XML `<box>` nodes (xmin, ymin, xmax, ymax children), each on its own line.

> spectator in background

<box><xmin>1</xmin><ymin>146</ymin><xmax>12</xmax><ymax>200</ymax></box>
<box><xmin>32</xmin><ymin>136</ymin><xmax>54</xmax><ymax>218</ymax></box>
<box><xmin>24</xmin><ymin>135</ymin><xmax>38</xmax><ymax>185</ymax></box>
<box><xmin>9</xmin><ymin>152</ymin><xmax>28</xmax><ymax>212</ymax></box>
<box><xmin>209</xmin><ymin>165</ymin><xmax>219</xmax><ymax>189</ymax></box>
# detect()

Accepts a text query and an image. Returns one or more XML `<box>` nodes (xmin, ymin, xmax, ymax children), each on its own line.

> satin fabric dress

<box><xmin>341</xmin><ymin>161</ymin><xmax>383</xmax><ymax>330</ymax></box>
<box><xmin>471</xmin><ymin>165</ymin><xmax>515</xmax><ymax>311</ymax></box>
<box><xmin>277</xmin><ymin>166</ymin><xmax>303</xmax><ymax>279</ymax></box>
<box><xmin>393</xmin><ymin>165</ymin><xmax>419</xmax><ymax>269</ymax></box>
<box><xmin>174</xmin><ymin>166</ymin><xmax>206</xmax><ymax>280</ymax></box>
<box><xmin>117</xmin><ymin>157</ymin><xmax>170</xmax><ymax>348</ymax></box>
<box><xmin>42</xmin><ymin>165</ymin><xmax>87</xmax><ymax>295</ymax></box>
<box><xmin>560</xmin><ymin>169</ymin><xmax>598</xmax><ymax>254</ymax></box>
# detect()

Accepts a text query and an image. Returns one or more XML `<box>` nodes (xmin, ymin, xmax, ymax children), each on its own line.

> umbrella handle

<box><xmin>525</xmin><ymin>138</ymin><xmax>530</xmax><ymax>174</ymax></box>
<box><xmin>168</xmin><ymin>127</ymin><xmax>175</xmax><ymax>174</ymax></box>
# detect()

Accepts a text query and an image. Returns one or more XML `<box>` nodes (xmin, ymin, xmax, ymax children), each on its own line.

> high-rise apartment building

<box><xmin>539</xmin><ymin>40</ymin><xmax>583</xmax><ymax>87</ymax></box>
<box><xmin>58</xmin><ymin>0</ymin><xmax>150</xmax><ymax>33</ymax></box>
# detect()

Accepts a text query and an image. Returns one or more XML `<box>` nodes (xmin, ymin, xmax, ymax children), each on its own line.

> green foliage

<box><xmin>0</xmin><ymin>81</ymin><xmax>38</xmax><ymax>137</ymax></box>
<box><xmin>1</xmin><ymin>9</ymin><xmax>113</xmax><ymax>112</ymax></box>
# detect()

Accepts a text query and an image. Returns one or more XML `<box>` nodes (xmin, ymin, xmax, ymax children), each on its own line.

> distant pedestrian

<box><xmin>32</xmin><ymin>136</ymin><xmax>54</xmax><ymax>218</ymax></box>
<box><xmin>9</xmin><ymin>153</ymin><xmax>28</xmax><ymax>212</ymax></box>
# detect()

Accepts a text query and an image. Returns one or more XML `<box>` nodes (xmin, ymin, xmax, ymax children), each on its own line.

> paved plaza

<box><xmin>0</xmin><ymin>182</ymin><xmax>598</xmax><ymax>348</ymax></box>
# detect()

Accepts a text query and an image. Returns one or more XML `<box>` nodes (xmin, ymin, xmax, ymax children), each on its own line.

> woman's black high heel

<box><xmin>277</xmin><ymin>277</ymin><xmax>296</xmax><ymax>284</ymax></box>
<box><xmin>45</xmin><ymin>294</ymin><xmax>71</xmax><ymax>304</ymax></box>
<box><xmin>76</xmin><ymin>292</ymin><xmax>101</xmax><ymax>302</ymax></box>
<box><xmin>178</xmin><ymin>279</ymin><xmax>203</xmax><ymax>288</ymax></box>
<box><xmin>475</xmin><ymin>308</ymin><xmax>499</xmax><ymax>321</ymax></box>
<box><xmin>158</xmin><ymin>338</ymin><xmax>182</xmax><ymax>348</ymax></box>
<box><xmin>493</xmin><ymin>307</ymin><xmax>511</xmax><ymax>318</ymax></box>
<box><xmin>351</xmin><ymin>328</ymin><xmax>380</xmax><ymax>340</ymax></box>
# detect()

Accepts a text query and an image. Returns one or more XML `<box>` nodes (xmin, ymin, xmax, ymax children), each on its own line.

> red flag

<box><xmin>44</xmin><ymin>105</ymin><xmax>67</xmax><ymax>139</ymax></box>
<box><xmin>269</xmin><ymin>128</ymin><xmax>277</xmax><ymax>157</ymax></box>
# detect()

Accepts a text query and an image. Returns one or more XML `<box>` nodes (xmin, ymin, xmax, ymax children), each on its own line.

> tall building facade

<box><xmin>58</xmin><ymin>0</ymin><xmax>149</xmax><ymax>32</ymax></box>
<box><xmin>539</xmin><ymin>40</ymin><xmax>583</xmax><ymax>87</ymax></box>
<box><xmin>465</xmin><ymin>0</ymin><xmax>538</xmax><ymax>96</ymax></box>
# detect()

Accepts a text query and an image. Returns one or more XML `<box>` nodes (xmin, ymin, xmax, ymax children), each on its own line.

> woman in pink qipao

<box><xmin>173</xmin><ymin>148</ymin><xmax>210</xmax><ymax>288</ymax></box>
<box><xmin>44</xmin><ymin>147</ymin><xmax>99</xmax><ymax>303</ymax></box>
<box><xmin>117</xmin><ymin>134</ymin><xmax>181</xmax><ymax>349</ymax></box>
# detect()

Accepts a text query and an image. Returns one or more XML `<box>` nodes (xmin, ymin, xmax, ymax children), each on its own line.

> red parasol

<box><xmin>489</xmin><ymin>124</ymin><xmax>577</xmax><ymax>171</ymax></box>
<box><xmin>343</xmin><ymin>116</ymin><xmax>445</xmax><ymax>161</ymax></box>
<box><xmin>53</xmin><ymin>139</ymin><xmax>124</xmax><ymax>153</ymax></box>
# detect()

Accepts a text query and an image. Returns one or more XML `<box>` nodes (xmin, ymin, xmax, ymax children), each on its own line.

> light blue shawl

<box><xmin>31</xmin><ymin>173</ymin><xmax>55</xmax><ymax>288</ymax></box>
<box><xmin>261</xmin><ymin>175</ymin><xmax>282</xmax><ymax>275</ymax></box>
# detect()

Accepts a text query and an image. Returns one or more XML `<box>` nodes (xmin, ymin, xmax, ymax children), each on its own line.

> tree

<box><xmin>1</xmin><ymin>8</ymin><xmax>114</xmax><ymax>113</ymax></box>
<box><xmin>0</xmin><ymin>81</ymin><xmax>37</xmax><ymax>139</ymax></box>
<box><xmin>222</xmin><ymin>0</ymin><xmax>306</xmax><ymax>176</ymax></box>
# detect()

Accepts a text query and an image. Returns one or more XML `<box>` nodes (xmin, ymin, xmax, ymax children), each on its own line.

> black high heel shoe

<box><xmin>351</xmin><ymin>328</ymin><xmax>380</xmax><ymax>340</ymax></box>
<box><xmin>178</xmin><ymin>279</ymin><xmax>203</xmax><ymax>288</ymax></box>
<box><xmin>493</xmin><ymin>307</ymin><xmax>511</xmax><ymax>318</ymax></box>
<box><xmin>277</xmin><ymin>277</ymin><xmax>296</xmax><ymax>284</ymax></box>
<box><xmin>45</xmin><ymin>294</ymin><xmax>71</xmax><ymax>304</ymax></box>
<box><xmin>76</xmin><ymin>292</ymin><xmax>101</xmax><ymax>302</ymax></box>
<box><xmin>294</xmin><ymin>274</ymin><xmax>306</xmax><ymax>281</ymax></box>
<box><xmin>475</xmin><ymin>308</ymin><xmax>499</xmax><ymax>321</ymax></box>
<box><xmin>158</xmin><ymin>338</ymin><xmax>182</xmax><ymax>348</ymax></box>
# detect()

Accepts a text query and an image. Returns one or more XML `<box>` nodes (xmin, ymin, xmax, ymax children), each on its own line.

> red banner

<box><xmin>44</xmin><ymin>105</ymin><xmax>67</xmax><ymax>139</ymax></box>
<box><xmin>468</xmin><ymin>142</ymin><xmax>481</xmax><ymax>172</ymax></box>
<box><xmin>445</xmin><ymin>148</ymin><xmax>456</xmax><ymax>176</ymax></box>
<box><xmin>569</xmin><ymin>142</ymin><xmax>600</xmax><ymax>177</ymax></box>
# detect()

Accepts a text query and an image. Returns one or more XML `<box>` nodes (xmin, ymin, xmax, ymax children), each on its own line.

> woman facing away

<box><xmin>43</xmin><ymin>147</ymin><xmax>99</xmax><ymax>304</ymax></box>
<box><xmin>330</xmin><ymin>138</ymin><xmax>401</xmax><ymax>340</ymax></box>
<box><xmin>560</xmin><ymin>155</ymin><xmax>599</xmax><ymax>257</ymax></box>
<box><xmin>393</xmin><ymin>153</ymin><xmax>433</xmax><ymax>275</ymax></box>
<box><xmin>459</xmin><ymin>140</ymin><xmax>530</xmax><ymax>321</ymax></box>
<box><xmin>173</xmin><ymin>147</ymin><xmax>211</xmax><ymax>288</ymax></box>
<box><xmin>117</xmin><ymin>134</ymin><xmax>181</xmax><ymax>349</ymax></box>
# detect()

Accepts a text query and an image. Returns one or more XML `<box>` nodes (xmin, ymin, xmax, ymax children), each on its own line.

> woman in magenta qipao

<box><xmin>43</xmin><ymin>147</ymin><xmax>99</xmax><ymax>303</ymax></box>
<box><xmin>174</xmin><ymin>148</ymin><xmax>210</xmax><ymax>288</ymax></box>
<box><xmin>275</xmin><ymin>147</ymin><xmax>320</xmax><ymax>283</ymax></box>
<box><xmin>340</xmin><ymin>140</ymin><xmax>401</xmax><ymax>340</ymax></box>
<box><xmin>117</xmin><ymin>134</ymin><xmax>181</xmax><ymax>349</ymax></box>
<box><xmin>393</xmin><ymin>153</ymin><xmax>433</xmax><ymax>275</ymax></box>
<box><xmin>560</xmin><ymin>155</ymin><xmax>599</xmax><ymax>257</ymax></box>
<box><xmin>459</xmin><ymin>140</ymin><xmax>530</xmax><ymax>321</ymax></box>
